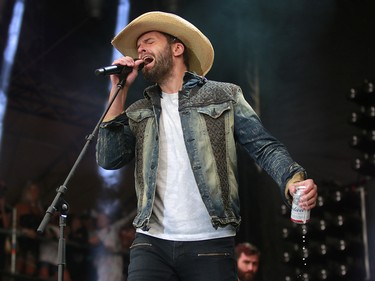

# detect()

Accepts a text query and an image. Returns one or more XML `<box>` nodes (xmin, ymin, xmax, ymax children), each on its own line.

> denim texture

<box><xmin>96</xmin><ymin>72</ymin><xmax>306</xmax><ymax>231</ymax></box>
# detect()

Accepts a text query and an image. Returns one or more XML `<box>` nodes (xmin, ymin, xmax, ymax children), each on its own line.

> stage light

<box><xmin>97</xmin><ymin>0</ymin><xmax>130</xmax><ymax>189</ymax></box>
<box><xmin>349</xmin><ymin>130</ymin><xmax>375</xmax><ymax>153</ymax></box>
<box><xmin>349</xmin><ymin>107</ymin><xmax>375</xmax><ymax>130</ymax></box>
<box><xmin>347</xmin><ymin>80</ymin><xmax>374</xmax><ymax>106</ymax></box>
<box><xmin>0</xmin><ymin>0</ymin><xmax>25</xmax><ymax>148</ymax></box>
<box><xmin>348</xmin><ymin>80</ymin><xmax>375</xmax><ymax>179</ymax></box>
<box><xmin>279</xmin><ymin>183</ymin><xmax>369</xmax><ymax>280</ymax></box>
<box><xmin>352</xmin><ymin>155</ymin><xmax>375</xmax><ymax>177</ymax></box>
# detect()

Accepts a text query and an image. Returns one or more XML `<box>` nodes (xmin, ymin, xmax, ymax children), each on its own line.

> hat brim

<box><xmin>111</xmin><ymin>11</ymin><xmax>214</xmax><ymax>76</ymax></box>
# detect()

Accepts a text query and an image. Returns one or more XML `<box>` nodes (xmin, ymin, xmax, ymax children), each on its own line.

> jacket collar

<box><xmin>143</xmin><ymin>71</ymin><xmax>207</xmax><ymax>100</ymax></box>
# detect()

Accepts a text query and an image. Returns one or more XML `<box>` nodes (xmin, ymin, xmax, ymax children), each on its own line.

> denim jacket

<box><xmin>96</xmin><ymin>72</ymin><xmax>306</xmax><ymax>231</ymax></box>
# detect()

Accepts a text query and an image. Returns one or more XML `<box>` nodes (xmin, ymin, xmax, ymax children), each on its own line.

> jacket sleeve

<box><xmin>232</xmin><ymin>86</ymin><xmax>307</xmax><ymax>205</ymax></box>
<box><xmin>96</xmin><ymin>112</ymin><xmax>136</xmax><ymax>170</ymax></box>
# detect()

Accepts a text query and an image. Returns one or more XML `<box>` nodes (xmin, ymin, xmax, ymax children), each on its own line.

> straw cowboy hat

<box><xmin>111</xmin><ymin>11</ymin><xmax>214</xmax><ymax>76</ymax></box>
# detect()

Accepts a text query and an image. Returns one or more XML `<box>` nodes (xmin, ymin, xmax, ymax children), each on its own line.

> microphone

<box><xmin>95</xmin><ymin>61</ymin><xmax>144</xmax><ymax>76</ymax></box>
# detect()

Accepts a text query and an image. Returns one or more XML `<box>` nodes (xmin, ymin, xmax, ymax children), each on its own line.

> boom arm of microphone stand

<box><xmin>37</xmin><ymin>74</ymin><xmax>128</xmax><ymax>233</ymax></box>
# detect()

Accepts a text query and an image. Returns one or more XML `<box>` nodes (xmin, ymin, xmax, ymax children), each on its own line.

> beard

<box><xmin>143</xmin><ymin>45</ymin><xmax>173</xmax><ymax>83</ymax></box>
<box><xmin>240</xmin><ymin>272</ymin><xmax>255</xmax><ymax>281</ymax></box>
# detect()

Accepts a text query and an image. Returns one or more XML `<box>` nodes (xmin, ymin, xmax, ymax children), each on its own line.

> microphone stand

<box><xmin>37</xmin><ymin>72</ymin><xmax>129</xmax><ymax>281</ymax></box>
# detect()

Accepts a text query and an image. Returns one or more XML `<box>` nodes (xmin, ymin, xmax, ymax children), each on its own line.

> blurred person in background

<box><xmin>89</xmin><ymin>209</ymin><xmax>130</xmax><ymax>281</ymax></box>
<box><xmin>0</xmin><ymin>180</ymin><xmax>11</xmax><ymax>279</ymax></box>
<box><xmin>66</xmin><ymin>214</ymin><xmax>90</xmax><ymax>281</ymax></box>
<box><xmin>15</xmin><ymin>181</ymin><xmax>44</xmax><ymax>276</ymax></box>
<box><xmin>236</xmin><ymin>242</ymin><xmax>261</xmax><ymax>281</ymax></box>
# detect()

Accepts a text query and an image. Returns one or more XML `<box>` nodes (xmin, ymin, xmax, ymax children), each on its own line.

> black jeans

<box><xmin>127</xmin><ymin>233</ymin><xmax>237</xmax><ymax>281</ymax></box>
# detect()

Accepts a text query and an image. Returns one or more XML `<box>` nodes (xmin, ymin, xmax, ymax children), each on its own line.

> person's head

<box><xmin>235</xmin><ymin>242</ymin><xmax>260</xmax><ymax>281</ymax></box>
<box><xmin>135</xmin><ymin>31</ymin><xmax>187</xmax><ymax>83</ymax></box>
<box><xmin>22</xmin><ymin>181</ymin><xmax>41</xmax><ymax>203</ymax></box>
<box><xmin>111</xmin><ymin>11</ymin><xmax>214</xmax><ymax>78</ymax></box>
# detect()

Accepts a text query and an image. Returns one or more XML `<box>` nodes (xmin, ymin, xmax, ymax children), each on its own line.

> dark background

<box><xmin>0</xmin><ymin>0</ymin><xmax>374</xmax><ymax>280</ymax></box>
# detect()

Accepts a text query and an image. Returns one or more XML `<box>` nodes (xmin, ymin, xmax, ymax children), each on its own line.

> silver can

<box><xmin>291</xmin><ymin>186</ymin><xmax>310</xmax><ymax>224</ymax></box>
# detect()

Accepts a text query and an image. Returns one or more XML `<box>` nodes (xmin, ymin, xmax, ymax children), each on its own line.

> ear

<box><xmin>172</xmin><ymin>42</ymin><xmax>185</xmax><ymax>57</ymax></box>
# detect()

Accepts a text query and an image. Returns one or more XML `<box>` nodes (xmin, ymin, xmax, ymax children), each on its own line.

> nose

<box><xmin>247</xmin><ymin>263</ymin><xmax>254</xmax><ymax>272</ymax></box>
<box><xmin>137</xmin><ymin>43</ymin><xmax>146</xmax><ymax>55</ymax></box>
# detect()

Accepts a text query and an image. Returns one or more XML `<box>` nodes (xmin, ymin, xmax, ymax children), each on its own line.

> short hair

<box><xmin>161</xmin><ymin>32</ymin><xmax>190</xmax><ymax>70</ymax></box>
<box><xmin>235</xmin><ymin>242</ymin><xmax>261</xmax><ymax>259</ymax></box>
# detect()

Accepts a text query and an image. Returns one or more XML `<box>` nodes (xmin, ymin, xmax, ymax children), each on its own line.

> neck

<box><xmin>158</xmin><ymin>63</ymin><xmax>187</xmax><ymax>94</ymax></box>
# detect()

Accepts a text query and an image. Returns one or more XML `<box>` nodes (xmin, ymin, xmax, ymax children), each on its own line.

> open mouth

<box><xmin>142</xmin><ymin>55</ymin><xmax>154</xmax><ymax>66</ymax></box>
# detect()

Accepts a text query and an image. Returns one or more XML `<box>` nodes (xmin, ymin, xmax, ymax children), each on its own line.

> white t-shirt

<box><xmin>137</xmin><ymin>92</ymin><xmax>235</xmax><ymax>241</ymax></box>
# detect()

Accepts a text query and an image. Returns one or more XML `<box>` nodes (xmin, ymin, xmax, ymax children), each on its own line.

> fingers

<box><xmin>113</xmin><ymin>56</ymin><xmax>135</xmax><ymax>68</ymax></box>
<box><xmin>299</xmin><ymin>180</ymin><xmax>318</xmax><ymax>210</ymax></box>
<box><xmin>290</xmin><ymin>179</ymin><xmax>318</xmax><ymax>210</ymax></box>
<box><xmin>109</xmin><ymin>56</ymin><xmax>141</xmax><ymax>87</ymax></box>
<box><xmin>289</xmin><ymin>185</ymin><xmax>297</xmax><ymax>197</ymax></box>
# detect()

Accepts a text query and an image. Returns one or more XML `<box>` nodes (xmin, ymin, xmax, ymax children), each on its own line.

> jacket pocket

<box><xmin>127</xmin><ymin>109</ymin><xmax>154</xmax><ymax>123</ymax></box>
<box><xmin>197</xmin><ymin>102</ymin><xmax>231</xmax><ymax>119</ymax></box>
